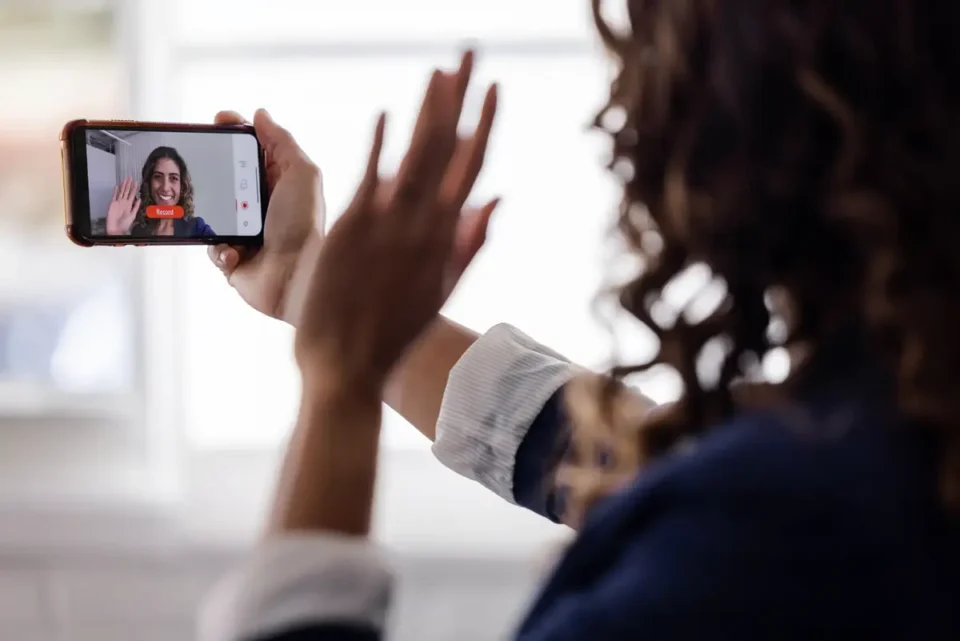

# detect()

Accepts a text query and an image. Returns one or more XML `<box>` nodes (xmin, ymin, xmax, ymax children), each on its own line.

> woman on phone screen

<box><xmin>104</xmin><ymin>146</ymin><xmax>216</xmax><ymax>237</ymax></box>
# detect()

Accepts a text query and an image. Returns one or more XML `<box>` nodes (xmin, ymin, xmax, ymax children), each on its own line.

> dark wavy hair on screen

<box><xmin>558</xmin><ymin>0</ymin><xmax>960</xmax><ymax>525</ymax></box>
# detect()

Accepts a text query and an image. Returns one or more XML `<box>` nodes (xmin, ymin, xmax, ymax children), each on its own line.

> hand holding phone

<box><xmin>209</xmin><ymin>54</ymin><xmax>498</xmax><ymax>331</ymax></box>
<box><xmin>207</xmin><ymin>109</ymin><xmax>326</xmax><ymax>325</ymax></box>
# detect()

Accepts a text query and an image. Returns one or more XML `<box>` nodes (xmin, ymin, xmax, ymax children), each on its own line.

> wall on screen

<box><xmin>86</xmin><ymin>145</ymin><xmax>117</xmax><ymax>225</ymax></box>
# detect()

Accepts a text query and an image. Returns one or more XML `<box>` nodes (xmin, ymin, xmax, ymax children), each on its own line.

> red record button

<box><xmin>146</xmin><ymin>205</ymin><xmax>184</xmax><ymax>219</ymax></box>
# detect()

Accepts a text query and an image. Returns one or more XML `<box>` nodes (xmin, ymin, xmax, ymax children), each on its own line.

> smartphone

<box><xmin>61</xmin><ymin>120</ymin><xmax>269</xmax><ymax>246</ymax></box>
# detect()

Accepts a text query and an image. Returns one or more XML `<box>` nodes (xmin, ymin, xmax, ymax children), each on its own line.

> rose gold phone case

<box><xmin>61</xmin><ymin>119</ymin><xmax>91</xmax><ymax>246</ymax></box>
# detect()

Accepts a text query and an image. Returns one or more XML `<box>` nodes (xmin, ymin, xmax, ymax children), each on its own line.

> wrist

<box><xmin>271</xmin><ymin>380</ymin><xmax>382</xmax><ymax>536</ymax></box>
<box><xmin>279</xmin><ymin>231</ymin><xmax>324</xmax><ymax>327</ymax></box>
<box><xmin>300</xmin><ymin>365</ymin><xmax>385</xmax><ymax>409</ymax></box>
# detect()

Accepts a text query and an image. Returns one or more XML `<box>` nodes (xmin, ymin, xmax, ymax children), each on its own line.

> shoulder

<box><xmin>586</xmin><ymin>393</ymin><xmax>903</xmax><ymax>540</ymax></box>
<box><xmin>609</xmin><ymin>392</ymin><xmax>916</xmax><ymax>519</ymax></box>
<box><xmin>519</xmin><ymin>395</ymin><xmax>938</xmax><ymax>636</ymax></box>
<box><xmin>187</xmin><ymin>216</ymin><xmax>215</xmax><ymax>236</ymax></box>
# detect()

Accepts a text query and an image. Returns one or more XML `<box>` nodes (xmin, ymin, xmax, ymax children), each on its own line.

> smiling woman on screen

<box><xmin>104</xmin><ymin>145</ymin><xmax>216</xmax><ymax>237</ymax></box>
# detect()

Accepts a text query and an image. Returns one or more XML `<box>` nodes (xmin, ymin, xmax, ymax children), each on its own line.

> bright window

<box><xmin>172</xmin><ymin>0</ymin><xmax>598</xmax><ymax>45</ymax></box>
<box><xmin>0</xmin><ymin>2</ymin><xmax>166</xmax><ymax>504</ymax></box>
<box><xmin>0</xmin><ymin>3</ymin><xmax>138</xmax><ymax>416</ymax></box>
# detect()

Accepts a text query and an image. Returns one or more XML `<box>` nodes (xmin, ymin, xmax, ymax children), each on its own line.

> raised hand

<box><xmin>209</xmin><ymin>53</ymin><xmax>498</xmax><ymax>330</ymax></box>
<box><xmin>294</xmin><ymin>55</ymin><xmax>498</xmax><ymax>389</ymax></box>
<box><xmin>105</xmin><ymin>177</ymin><xmax>140</xmax><ymax>235</ymax></box>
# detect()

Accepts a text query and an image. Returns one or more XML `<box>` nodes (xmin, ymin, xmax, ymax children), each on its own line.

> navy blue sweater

<box><xmin>174</xmin><ymin>216</ymin><xmax>216</xmax><ymax>237</ymax></box>
<box><xmin>251</xmin><ymin>367</ymin><xmax>960</xmax><ymax>640</ymax></box>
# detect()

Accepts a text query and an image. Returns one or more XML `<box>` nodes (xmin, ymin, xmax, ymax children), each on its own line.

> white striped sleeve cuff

<box><xmin>198</xmin><ymin>534</ymin><xmax>392</xmax><ymax>641</ymax></box>
<box><xmin>432</xmin><ymin>323</ymin><xmax>584</xmax><ymax>504</ymax></box>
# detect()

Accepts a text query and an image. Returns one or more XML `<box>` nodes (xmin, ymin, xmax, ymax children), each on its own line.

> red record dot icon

<box><xmin>241</xmin><ymin>201</ymin><xmax>249</xmax><ymax>210</ymax></box>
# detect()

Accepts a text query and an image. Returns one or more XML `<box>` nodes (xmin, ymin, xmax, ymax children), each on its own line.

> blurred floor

<box><xmin>0</xmin><ymin>547</ymin><xmax>547</xmax><ymax>641</ymax></box>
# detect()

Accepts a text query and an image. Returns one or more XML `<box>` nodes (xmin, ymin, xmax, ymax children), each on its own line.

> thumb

<box><xmin>253</xmin><ymin>108</ymin><xmax>301</xmax><ymax>170</ymax></box>
<box><xmin>214</xmin><ymin>110</ymin><xmax>248</xmax><ymax>126</ymax></box>
<box><xmin>451</xmin><ymin>198</ymin><xmax>500</xmax><ymax>276</ymax></box>
<box><xmin>207</xmin><ymin>244</ymin><xmax>242</xmax><ymax>276</ymax></box>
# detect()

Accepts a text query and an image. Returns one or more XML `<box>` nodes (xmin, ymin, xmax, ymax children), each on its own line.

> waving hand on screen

<box><xmin>105</xmin><ymin>177</ymin><xmax>140</xmax><ymax>235</ymax></box>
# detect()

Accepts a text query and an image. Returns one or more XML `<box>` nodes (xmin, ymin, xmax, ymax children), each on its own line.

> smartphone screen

<box><xmin>63</xmin><ymin>122</ymin><xmax>268</xmax><ymax>246</ymax></box>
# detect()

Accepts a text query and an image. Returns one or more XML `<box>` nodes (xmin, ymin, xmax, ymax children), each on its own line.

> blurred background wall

<box><xmin>0</xmin><ymin>0</ymin><xmax>697</xmax><ymax>639</ymax></box>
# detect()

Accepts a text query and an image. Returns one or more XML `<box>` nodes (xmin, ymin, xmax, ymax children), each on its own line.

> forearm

<box><xmin>268</xmin><ymin>381</ymin><xmax>382</xmax><ymax>536</ymax></box>
<box><xmin>430</xmin><ymin>325</ymin><xmax>660</xmax><ymax>526</ymax></box>
<box><xmin>204</xmin><ymin>381</ymin><xmax>392</xmax><ymax>641</ymax></box>
<box><xmin>280</xmin><ymin>231</ymin><xmax>324</xmax><ymax>327</ymax></box>
<box><xmin>383</xmin><ymin>316</ymin><xmax>479</xmax><ymax>441</ymax></box>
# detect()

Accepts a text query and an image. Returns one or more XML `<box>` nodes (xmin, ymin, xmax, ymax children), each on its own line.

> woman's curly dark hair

<box><xmin>131</xmin><ymin>146</ymin><xmax>196</xmax><ymax>235</ymax></box>
<box><xmin>560</xmin><ymin>0</ymin><xmax>960</xmax><ymax>524</ymax></box>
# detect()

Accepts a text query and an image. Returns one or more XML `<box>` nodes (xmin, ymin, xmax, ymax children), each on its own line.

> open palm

<box><xmin>294</xmin><ymin>55</ymin><xmax>498</xmax><ymax>383</ymax></box>
<box><xmin>105</xmin><ymin>177</ymin><xmax>140</xmax><ymax>235</ymax></box>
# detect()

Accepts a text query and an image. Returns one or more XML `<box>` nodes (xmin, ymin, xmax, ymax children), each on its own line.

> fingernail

<box><xmin>217</xmin><ymin>250</ymin><xmax>228</xmax><ymax>267</ymax></box>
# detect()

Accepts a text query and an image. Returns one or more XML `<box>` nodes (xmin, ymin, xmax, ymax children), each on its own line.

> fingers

<box><xmin>452</xmin><ymin>197</ymin><xmax>500</xmax><ymax>275</ymax></box>
<box><xmin>474</xmin><ymin>197</ymin><xmax>500</xmax><ymax>244</ymax></box>
<box><xmin>214</xmin><ymin>110</ymin><xmax>248</xmax><ymax>125</ymax></box>
<box><xmin>393</xmin><ymin>58</ymin><xmax>467</xmax><ymax>208</ymax></box>
<box><xmin>442</xmin><ymin>83</ymin><xmax>498</xmax><ymax>209</ymax></box>
<box><xmin>440</xmin><ymin>52</ymin><xmax>477</xmax><ymax>193</ymax></box>
<box><xmin>452</xmin><ymin>50</ymin><xmax>474</xmax><ymax>116</ymax></box>
<box><xmin>391</xmin><ymin>50</ymin><xmax>496</xmax><ymax>230</ymax></box>
<box><xmin>353</xmin><ymin>113</ymin><xmax>387</xmax><ymax>209</ymax></box>
<box><xmin>423</xmin><ymin>52</ymin><xmax>475</xmax><ymax>178</ymax></box>
<box><xmin>208</xmin><ymin>244</ymin><xmax>242</xmax><ymax>274</ymax></box>
<box><xmin>393</xmin><ymin>71</ymin><xmax>447</xmax><ymax>201</ymax></box>
<box><xmin>254</xmin><ymin>108</ymin><xmax>305</xmax><ymax>172</ymax></box>
<box><xmin>119</xmin><ymin>177</ymin><xmax>137</xmax><ymax>202</ymax></box>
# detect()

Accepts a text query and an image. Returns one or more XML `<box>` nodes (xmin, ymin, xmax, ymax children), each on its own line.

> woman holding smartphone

<box><xmin>201</xmin><ymin>0</ymin><xmax>960</xmax><ymax>637</ymax></box>
<box><xmin>105</xmin><ymin>146</ymin><xmax>216</xmax><ymax>237</ymax></box>
<box><xmin>208</xmin><ymin>82</ymin><xmax>652</xmax><ymax>532</ymax></box>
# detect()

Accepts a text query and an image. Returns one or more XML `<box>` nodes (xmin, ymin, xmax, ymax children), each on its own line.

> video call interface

<box><xmin>85</xmin><ymin>129</ymin><xmax>264</xmax><ymax>238</ymax></box>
